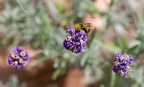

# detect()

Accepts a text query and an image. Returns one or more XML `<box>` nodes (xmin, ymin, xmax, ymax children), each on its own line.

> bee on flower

<box><xmin>63</xmin><ymin>24</ymin><xmax>89</xmax><ymax>53</ymax></box>
<box><xmin>75</xmin><ymin>23</ymin><xmax>91</xmax><ymax>33</ymax></box>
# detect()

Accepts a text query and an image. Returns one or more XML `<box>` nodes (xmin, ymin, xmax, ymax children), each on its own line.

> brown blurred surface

<box><xmin>0</xmin><ymin>45</ymin><xmax>63</xmax><ymax>87</ymax></box>
<box><xmin>0</xmin><ymin>45</ymin><xmax>91</xmax><ymax>87</ymax></box>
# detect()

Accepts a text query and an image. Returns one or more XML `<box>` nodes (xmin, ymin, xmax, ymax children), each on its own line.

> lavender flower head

<box><xmin>112</xmin><ymin>53</ymin><xmax>134</xmax><ymax>77</ymax></box>
<box><xmin>8</xmin><ymin>46</ymin><xmax>29</xmax><ymax>69</ymax></box>
<box><xmin>63</xmin><ymin>27</ymin><xmax>87</xmax><ymax>53</ymax></box>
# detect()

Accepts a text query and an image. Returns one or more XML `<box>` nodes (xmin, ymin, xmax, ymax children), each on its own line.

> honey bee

<box><xmin>75</xmin><ymin>23</ymin><xmax>91</xmax><ymax>33</ymax></box>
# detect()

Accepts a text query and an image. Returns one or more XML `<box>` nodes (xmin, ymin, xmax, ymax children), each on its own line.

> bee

<box><xmin>75</xmin><ymin>23</ymin><xmax>91</xmax><ymax>33</ymax></box>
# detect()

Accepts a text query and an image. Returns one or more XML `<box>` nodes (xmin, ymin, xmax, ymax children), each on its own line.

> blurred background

<box><xmin>0</xmin><ymin>0</ymin><xmax>144</xmax><ymax>87</ymax></box>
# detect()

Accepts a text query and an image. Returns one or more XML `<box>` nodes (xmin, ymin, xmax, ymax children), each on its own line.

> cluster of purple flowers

<box><xmin>63</xmin><ymin>27</ymin><xmax>88</xmax><ymax>53</ymax></box>
<box><xmin>7</xmin><ymin>27</ymin><xmax>135</xmax><ymax>76</ymax></box>
<box><xmin>8</xmin><ymin>46</ymin><xmax>29</xmax><ymax>69</ymax></box>
<box><xmin>112</xmin><ymin>53</ymin><xmax>134</xmax><ymax>77</ymax></box>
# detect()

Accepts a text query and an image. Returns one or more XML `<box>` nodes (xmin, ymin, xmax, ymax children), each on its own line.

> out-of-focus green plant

<box><xmin>8</xmin><ymin>75</ymin><xmax>27</xmax><ymax>87</ymax></box>
<box><xmin>0</xmin><ymin>75</ymin><xmax>27</xmax><ymax>87</ymax></box>
<box><xmin>1</xmin><ymin>0</ymin><xmax>144</xmax><ymax>87</ymax></box>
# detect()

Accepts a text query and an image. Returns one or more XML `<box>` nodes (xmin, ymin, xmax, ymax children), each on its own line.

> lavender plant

<box><xmin>0</xmin><ymin>0</ymin><xmax>144</xmax><ymax>87</ymax></box>
<box><xmin>63</xmin><ymin>27</ymin><xmax>87</xmax><ymax>53</ymax></box>
<box><xmin>8</xmin><ymin>46</ymin><xmax>29</xmax><ymax>69</ymax></box>
<box><xmin>112</xmin><ymin>53</ymin><xmax>134</xmax><ymax>77</ymax></box>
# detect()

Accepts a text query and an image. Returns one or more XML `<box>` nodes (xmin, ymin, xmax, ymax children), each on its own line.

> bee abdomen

<box><xmin>83</xmin><ymin>27</ymin><xmax>90</xmax><ymax>33</ymax></box>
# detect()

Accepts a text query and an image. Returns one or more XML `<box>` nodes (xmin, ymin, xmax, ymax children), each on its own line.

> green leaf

<box><xmin>110</xmin><ymin>72</ymin><xmax>116</xmax><ymax>87</ymax></box>
<box><xmin>9</xmin><ymin>75</ymin><xmax>18</xmax><ymax>87</ymax></box>
<box><xmin>115</xmin><ymin>36</ymin><xmax>128</xmax><ymax>52</ymax></box>
<box><xmin>32</xmin><ymin>56</ymin><xmax>51</xmax><ymax>67</ymax></box>
<box><xmin>131</xmin><ymin>84</ymin><xmax>139</xmax><ymax>87</ymax></box>
<box><xmin>80</xmin><ymin>54</ymin><xmax>88</xmax><ymax>67</ymax></box>
<box><xmin>84</xmin><ymin>65</ymin><xmax>92</xmax><ymax>83</ymax></box>
<box><xmin>95</xmin><ymin>39</ymin><xmax>121</xmax><ymax>54</ymax></box>
<box><xmin>52</xmin><ymin>68</ymin><xmax>62</xmax><ymax>80</ymax></box>
<box><xmin>127</xmin><ymin>45</ymin><xmax>139</xmax><ymax>54</ymax></box>
<box><xmin>87</xmin><ymin>29</ymin><xmax>96</xmax><ymax>48</ymax></box>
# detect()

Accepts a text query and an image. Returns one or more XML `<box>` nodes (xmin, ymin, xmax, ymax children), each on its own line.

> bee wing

<box><xmin>85</xmin><ymin>23</ymin><xmax>92</xmax><ymax>27</ymax></box>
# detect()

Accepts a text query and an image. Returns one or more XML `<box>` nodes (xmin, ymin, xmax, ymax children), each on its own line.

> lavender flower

<box><xmin>63</xmin><ymin>27</ymin><xmax>87</xmax><ymax>53</ymax></box>
<box><xmin>112</xmin><ymin>53</ymin><xmax>134</xmax><ymax>77</ymax></box>
<box><xmin>8</xmin><ymin>46</ymin><xmax>29</xmax><ymax>69</ymax></box>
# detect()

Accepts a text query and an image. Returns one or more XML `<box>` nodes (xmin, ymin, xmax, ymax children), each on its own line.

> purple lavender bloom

<box><xmin>73</xmin><ymin>41</ymin><xmax>86</xmax><ymax>53</ymax></box>
<box><xmin>112</xmin><ymin>53</ymin><xmax>134</xmax><ymax>77</ymax></box>
<box><xmin>63</xmin><ymin>27</ymin><xmax>88</xmax><ymax>53</ymax></box>
<box><xmin>129</xmin><ymin>55</ymin><xmax>135</xmax><ymax>64</ymax></box>
<box><xmin>66</xmin><ymin>27</ymin><xmax>75</xmax><ymax>36</ymax></box>
<box><xmin>63</xmin><ymin>38</ymin><xmax>75</xmax><ymax>50</ymax></box>
<box><xmin>75</xmin><ymin>30</ymin><xmax>87</xmax><ymax>42</ymax></box>
<box><xmin>8</xmin><ymin>46</ymin><xmax>29</xmax><ymax>69</ymax></box>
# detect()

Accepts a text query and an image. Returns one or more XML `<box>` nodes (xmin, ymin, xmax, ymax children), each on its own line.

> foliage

<box><xmin>0</xmin><ymin>0</ymin><xmax>144</xmax><ymax>87</ymax></box>
<box><xmin>0</xmin><ymin>75</ymin><xmax>27</xmax><ymax>87</ymax></box>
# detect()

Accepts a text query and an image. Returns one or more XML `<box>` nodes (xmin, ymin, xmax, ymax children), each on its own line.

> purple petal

<box><xmin>112</xmin><ymin>66</ymin><xmax>119</xmax><ymax>74</ymax></box>
<box><xmin>129</xmin><ymin>55</ymin><xmax>135</xmax><ymax>64</ymax></box>
<box><xmin>123</xmin><ymin>72</ymin><xmax>129</xmax><ymax>77</ymax></box>
<box><xmin>63</xmin><ymin>38</ymin><xmax>74</xmax><ymax>50</ymax></box>
<box><xmin>66</xmin><ymin>27</ymin><xmax>75</xmax><ymax>36</ymax></box>
<box><xmin>8</xmin><ymin>46</ymin><xmax>29</xmax><ymax>69</ymax></box>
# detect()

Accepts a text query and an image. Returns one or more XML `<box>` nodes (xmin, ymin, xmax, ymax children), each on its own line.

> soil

<box><xmin>0</xmin><ymin>45</ymin><xmax>90</xmax><ymax>87</ymax></box>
